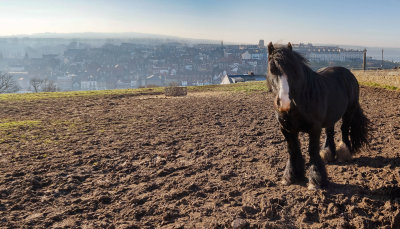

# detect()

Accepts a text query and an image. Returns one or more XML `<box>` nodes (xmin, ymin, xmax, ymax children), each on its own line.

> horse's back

<box><xmin>317</xmin><ymin>66</ymin><xmax>359</xmax><ymax>99</ymax></box>
<box><xmin>317</xmin><ymin>66</ymin><xmax>360</xmax><ymax>126</ymax></box>
<box><xmin>317</xmin><ymin>66</ymin><xmax>358</xmax><ymax>83</ymax></box>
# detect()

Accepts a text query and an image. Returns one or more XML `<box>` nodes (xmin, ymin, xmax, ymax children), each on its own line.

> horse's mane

<box><xmin>271</xmin><ymin>46</ymin><xmax>309</xmax><ymax>69</ymax></box>
<box><xmin>271</xmin><ymin>45</ymin><xmax>326</xmax><ymax>107</ymax></box>
<box><xmin>271</xmin><ymin>46</ymin><xmax>319</xmax><ymax>83</ymax></box>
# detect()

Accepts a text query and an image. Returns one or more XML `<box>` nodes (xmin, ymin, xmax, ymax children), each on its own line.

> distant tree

<box><xmin>42</xmin><ymin>79</ymin><xmax>57</xmax><ymax>92</ymax></box>
<box><xmin>30</xmin><ymin>78</ymin><xmax>44</xmax><ymax>93</ymax></box>
<box><xmin>0</xmin><ymin>72</ymin><xmax>19</xmax><ymax>93</ymax></box>
<box><xmin>30</xmin><ymin>78</ymin><xmax>58</xmax><ymax>92</ymax></box>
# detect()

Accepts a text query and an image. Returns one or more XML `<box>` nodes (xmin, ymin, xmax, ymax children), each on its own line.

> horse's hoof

<box><xmin>307</xmin><ymin>183</ymin><xmax>319</xmax><ymax>190</ymax></box>
<box><xmin>336</xmin><ymin>142</ymin><xmax>352</xmax><ymax>162</ymax></box>
<box><xmin>320</xmin><ymin>147</ymin><xmax>334</xmax><ymax>163</ymax></box>
<box><xmin>281</xmin><ymin>179</ymin><xmax>292</xmax><ymax>186</ymax></box>
<box><xmin>308</xmin><ymin>165</ymin><xmax>325</xmax><ymax>190</ymax></box>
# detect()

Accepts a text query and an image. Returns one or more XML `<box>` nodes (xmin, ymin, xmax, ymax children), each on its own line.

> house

<box><xmin>72</xmin><ymin>81</ymin><xmax>81</xmax><ymax>91</ymax></box>
<box><xmin>80</xmin><ymin>81</ymin><xmax>98</xmax><ymax>90</ymax></box>
<box><xmin>144</xmin><ymin>75</ymin><xmax>166</xmax><ymax>87</ymax></box>
<box><xmin>241</xmin><ymin>50</ymin><xmax>267</xmax><ymax>61</ymax></box>
<box><xmin>294</xmin><ymin>43</ymin><xmax>363</xmax><ymax>63</ymax></box>
<box><xmin>116</xmin><ymin>80</ymin><xmax>132</xmax><ymax>89</ymax></box>
<box><xmin>56</xmin><ymin>75</ymin><xmax>73</xmax><ymax>91</ymax></box>
<box><xmin>221</xmin><ymin>72</ymin><xmax>266</xmax><ymax>84</ymax></box>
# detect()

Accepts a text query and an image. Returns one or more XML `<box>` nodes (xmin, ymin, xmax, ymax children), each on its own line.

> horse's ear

<box><xmin>268</xmin><ymin>42</ymin><xmax>274</xmax><ymax>55</ymax></box>
<box><xmin>288</xmin><ymin>42</ymin><xmax>292</xmax><ymax>51</ymax></box>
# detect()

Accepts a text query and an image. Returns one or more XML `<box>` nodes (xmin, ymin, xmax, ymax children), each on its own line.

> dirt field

<box><xmin>1</xmin><ymin>85</ymin><xmax>400</xmax><ymax>228</ymax></box>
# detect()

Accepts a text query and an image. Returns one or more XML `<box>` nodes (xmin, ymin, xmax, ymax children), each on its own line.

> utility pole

<box><xmin>381</xmin><ymin>49</ymin><xmax>384</xmax><ymax>69</ymax></box>
<box><xmin>363</xmin><ymin>48</ymin><xmax>367</xmax><ymax>71</ymax></box>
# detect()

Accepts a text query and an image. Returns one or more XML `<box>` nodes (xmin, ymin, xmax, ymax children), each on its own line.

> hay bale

<box><xmin>164</xmin><ymin>86</ymin><xmax>187</xmax><ymax>96</ymax></box>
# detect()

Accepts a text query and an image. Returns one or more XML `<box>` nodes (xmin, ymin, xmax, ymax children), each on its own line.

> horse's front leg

<box><xmin>308</xmin><ymin>128</ymin><xmax>328</xmax><ymax>190</ymax></box>
<box><xmin>281</xmin><ymin>128</ymin><xmax>305</xmax><ymax>185</ymax></box>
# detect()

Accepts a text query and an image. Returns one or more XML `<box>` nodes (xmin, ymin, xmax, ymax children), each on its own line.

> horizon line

<box><xmin>0</xmin><ymin>31</ymin><xmax>399</xmax><ymax>49</ymax></box>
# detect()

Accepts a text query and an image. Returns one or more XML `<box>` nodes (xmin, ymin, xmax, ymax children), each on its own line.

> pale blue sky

<box><xmin>0</xmin><ymin>0</ymin><xmax>399</xmax><ymax>47</ymax></box>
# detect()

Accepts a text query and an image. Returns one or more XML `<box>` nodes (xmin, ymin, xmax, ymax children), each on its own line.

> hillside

<box><xmin>1</xmin><ymin>81</ymin><xmax>400</xmax><ymax>228</ymax></box>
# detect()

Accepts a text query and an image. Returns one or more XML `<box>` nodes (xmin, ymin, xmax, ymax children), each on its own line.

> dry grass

<box><xmin>352</xmin><ymin>69</ymin><xmax>400</xmax><ymax>91</ymax></box>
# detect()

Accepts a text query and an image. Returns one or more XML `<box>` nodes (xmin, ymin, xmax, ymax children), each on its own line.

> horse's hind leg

<box><xmin>337</xmin><ymin>113</ymin><xmax>352</xmax><ymax>162</ymax></box>
<box><xmin>320</xmin><ymin>126</ymin><xmax>336</xmax><ymax>163</ymax></box>
<box><xmin>281</xmin><ymin>128</ymin><xmax>305</xmax><ymax>185</ymax></box>
<box><xmin>308</xmin><ymin>128</ymin><xmax>328</xmax><ymax>190</ymax></box>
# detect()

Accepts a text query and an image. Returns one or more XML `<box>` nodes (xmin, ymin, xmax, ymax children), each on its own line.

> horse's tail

<box><xmin>350</xmin><ymin>102</ymin><xmax>370</xmax><ymax>153</ymax></box>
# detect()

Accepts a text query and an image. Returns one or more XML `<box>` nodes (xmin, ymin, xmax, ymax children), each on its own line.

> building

<box><xmin>258</xmin><ymin>40</ymin><xmax>265</xmax><ymax>48</ymax></box>
<box><xmin>221</xmin><ymin>72</ymin><xmax>266</xmax><ymax>84</ymax></box>
<box><xmin>144</xmin><ymin>75</ymin><xmax>166</xmax><ymax>87</ymax></box>
<box><xmin>293</xmin><ymin>43</ymin><xmax>363</xmax><ymax>63</ymax></box>
<box><xmin>80</xmin><ymin>81</ymin><xmax>98</xmax><ymax>90</ymax></box>
<box><xmin>56</xmin><ymin>75</ymin><xmax>73</xmax><ymax>91</ymax></box>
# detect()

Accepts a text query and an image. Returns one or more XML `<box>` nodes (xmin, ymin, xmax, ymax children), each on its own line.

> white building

<box><xmin>81</xmin><ymin>81</ymin><xmax>98</xmax><ymax>90</ymax></box>
<box><xmin>294</xmin><ymin>43</ymin><xmax>363</xmax><ymax>63</ymax></box>
<box><xmin>241</xmin><ymin>51</ymin><xmax>265</xmax><ymax>60</ymax></box>
<box><xmin>221</xmin><ymin>73</ymin><xmax>266</xmax><ymax>84</ymax></box>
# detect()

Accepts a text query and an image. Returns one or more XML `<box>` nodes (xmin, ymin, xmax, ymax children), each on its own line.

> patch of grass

<box><xmin>0</xmin><ymin>120</ymin><xmax>42</xmax><ymax>144</ymax></box>
<box><xmin>0</xmin><ymin>120</ymin><xmax>41</xmax><ymax>130</ymax></box>
<box><xmin>188</xmin><ymin>81</ymin><xmax>269</xmax><ymax>93</ymax></box>
<box><xmin>353</xmin><ymin>70</ymin><xmax>400</xmax><ymax>91</ymax></box>
<box><xmin>359</xmin><ymin>82</ymin><xmax>398</xmax><ymax>91</ymax></box>
<box><xmin>0</xmin><ymin>119</ymin><xmax>85</xmax><ymax>145</ymax></box>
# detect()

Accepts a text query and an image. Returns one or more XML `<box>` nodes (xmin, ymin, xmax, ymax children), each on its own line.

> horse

<box><xmin>266</xmin><ymin>42</ymin><xmax>370</xmax><ymax>190</ymax></box>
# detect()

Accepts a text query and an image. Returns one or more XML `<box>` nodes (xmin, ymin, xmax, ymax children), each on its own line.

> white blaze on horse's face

<box><xmin>278</xmin><ymin>74</ymin><xmax>290</xmax><ymax>112</ymax></box>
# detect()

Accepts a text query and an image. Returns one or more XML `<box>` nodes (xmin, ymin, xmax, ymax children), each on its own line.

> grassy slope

<box><xmin>352</xmin><ymin>69</ymin><xmax>400</xmax><ymax>91</ymax></box>
<box><xmin>0</xmin><ymin>87</ymin><xmax>164</xmax><ymax>101</ymax></box>
<box><xmin>1</xmin><ymin>69</ymin><xmax>398</xmax><ymax>102</ymax></box>
<box><xmin>0</xmin><ymin>81</ymin><xmax>269</xmax><ymax>102</ymax></box>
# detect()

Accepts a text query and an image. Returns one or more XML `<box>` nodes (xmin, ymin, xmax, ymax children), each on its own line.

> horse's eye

<box><xmin>270</xmin><ymin>62</ymin><xmax>280</xmax><ymax>75</ymax></box>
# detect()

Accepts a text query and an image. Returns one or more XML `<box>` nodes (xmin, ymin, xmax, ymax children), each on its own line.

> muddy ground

<box><xmin>1</xmin><ymin>86</ymin><xmax>400</xmax><ymax>228</ymax></box>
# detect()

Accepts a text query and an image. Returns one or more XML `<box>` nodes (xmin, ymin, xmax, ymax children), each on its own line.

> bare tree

<box><xmin>42</xmin><ymin>79</ymin><xmax>57</xmax><ymax>92</ymax></box>
<box><xmin>30</xmin><ymin>78</ymin><xmax>58</xmax><ymax>92</ymax></box>
<box><xmin>0</xmin><ymin>72</ymin><xmax>19</xmax><ymax>93</ymax></box>
<box><xmin>30</xmin><ymin>78</ymin><xmax>44</xmax><ymax>93</ymax></box>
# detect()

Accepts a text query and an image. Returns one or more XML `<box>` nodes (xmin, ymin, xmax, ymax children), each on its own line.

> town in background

<box><xmin>0</xmin><ymin>37</ymin><xmax>398</xmax><ymax>92</ymax></box>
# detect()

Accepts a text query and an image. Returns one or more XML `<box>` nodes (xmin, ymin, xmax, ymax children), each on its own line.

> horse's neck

<box><xmin>293</xmin><ymin>65</ymin><xmax>320</xmax><ymax>93</ymax></box>
<box><xmin>292</xmin><ymin>65</ymin><xmax>325</xmax><ymax>109</ymax></box>
<box><xmin>306</xmin><ymin>68</ymin><xmax>322</xmax><ymax>88</ymax></box>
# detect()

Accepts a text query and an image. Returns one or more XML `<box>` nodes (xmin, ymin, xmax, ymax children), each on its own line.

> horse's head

<box><xmin>267</xmin><ymin>42</ymin><xmax>305</xmax><ymax>112</ymax></box>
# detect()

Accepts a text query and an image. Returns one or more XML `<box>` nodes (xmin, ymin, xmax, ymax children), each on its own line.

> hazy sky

<box><xmin>1</xmin><ymin>0</ymin><xmax>400</xmax><ymax>47</ymax></box>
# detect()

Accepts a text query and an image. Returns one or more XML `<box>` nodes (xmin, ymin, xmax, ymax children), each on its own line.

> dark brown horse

<box><xmin>267</xmin><ymin>42</ymin><xmax>369</xmax><ymax>189</ymax></box>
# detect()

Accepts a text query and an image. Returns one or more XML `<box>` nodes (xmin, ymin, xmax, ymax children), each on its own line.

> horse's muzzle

<box><xmin>275</xmin><ymin>96</ymin><xmax>290</xmax><ymax>112</ymax></box>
